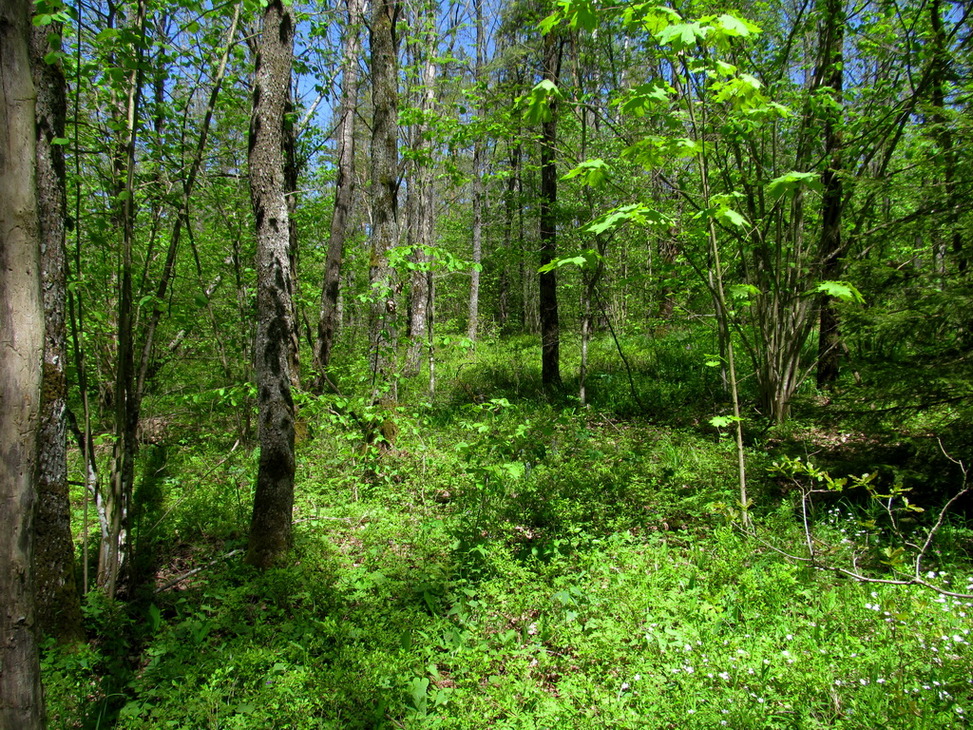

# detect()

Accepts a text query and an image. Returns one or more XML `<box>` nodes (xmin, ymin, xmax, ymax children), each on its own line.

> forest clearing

<box><xmin>2</xmin><ymin>0</ymin><xmax>972</xmax><ymax>728</ymax></box>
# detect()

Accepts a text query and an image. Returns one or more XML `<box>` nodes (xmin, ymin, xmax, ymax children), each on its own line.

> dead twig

<box><xmin>155</xmin><ymin>549</ymin><xmax>243</xmax><ymax>593</ymax></box>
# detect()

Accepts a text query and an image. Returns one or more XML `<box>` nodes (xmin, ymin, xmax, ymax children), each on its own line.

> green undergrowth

<box><xmin>46</xmin><ymin>330</ymin><xmax>973</xmax><ymax>728</ymax></box>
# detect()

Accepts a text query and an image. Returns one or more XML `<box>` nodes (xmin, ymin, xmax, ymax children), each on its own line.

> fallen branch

<box><xmin>155</xmin><ymin>549</ymin><xmax>242</xmax><ymax>593</ymax></box>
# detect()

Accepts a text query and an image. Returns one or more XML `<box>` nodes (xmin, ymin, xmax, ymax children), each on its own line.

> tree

<box><xmin>0</xmin><ymin>0</ymin><xmax>47</xmax><ymax>724</ymax></box>
<box><xmin>815</xmin><ymin>0</ymin><xmax>845</xmax><ymax>387</ymax></box>
<box><xmin>538</xmin><ymin>29</ymin><xmax>562</xmax><ymax>388</ymax></box>
<box><xmin>31</xmin><ymin>0</ymin><xmax>84</xmax><ymax>643</ymax></box>
<box><xmin>101</xmin><ymin>0</ymin><xmax>149</xmax><ymax>598</ymax></box>
<box><xmin>466</xmin><ymin>0</ymin><xmax>486</xmax><ymax>342</ymax></box>
<box><xmin>246</xmin><ymin>0</ymin><xmax>298</xmax><ymax>568</ymax></box>
<box><xmin>367</xmin><ymin>0</ymin><xmax>402</xmax><ymax>398</ymax></box>
<box><xmin>313</xmin><ymin>0</ymin><xmax>364</xmax><ymax>391</ymax></box>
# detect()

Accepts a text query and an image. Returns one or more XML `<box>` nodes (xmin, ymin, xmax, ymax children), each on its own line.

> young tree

<box><xmin>246</xmin><ymin>0</ymin><xmax>298</xmax><ymax>568</ymax></box>
<box><xmin>31</xmin><ymin>0</ymin><xmax>84</xmax><ymax>642</ymax></box>
<box><xmin>0</xmin><ymin>0</ymin><xmax>47</xmax><ymax>724</ymax></box>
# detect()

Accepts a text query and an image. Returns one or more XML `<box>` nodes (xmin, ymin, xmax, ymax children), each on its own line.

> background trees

<box><xmin>17</xmin><ymin>0</ymin><xmax>970</xmax><ymax>636</ymax></box>
<box><xmin>13</xmin><ymin>0</ymin><xmax>973</xmax><ymax>725</ymax></box>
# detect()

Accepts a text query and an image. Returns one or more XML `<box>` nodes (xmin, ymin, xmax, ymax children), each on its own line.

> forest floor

<box><xmin>44</xmin><ymin>333</ymin><xmax>973</xmax><ymax>729</ymax></box>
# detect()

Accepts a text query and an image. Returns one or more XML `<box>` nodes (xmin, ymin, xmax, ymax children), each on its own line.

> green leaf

<box><xmin>766</xmin><ymin>171</ymin><xmax>822</xmax><ymax>198</ymax></box>
<box><xmin>561</xmin><ymin>158</ymin><xmax>609</xmax><ymax>187</ymax></box>
<box><xmin>502</xmin><ymin>462</ymin><xmax>525</xmax><ymax>479</ymax></box>
<box><xmin>728</xmin><ymin>283</ymin><xmax>760</xmax><ymax>299</ymax></box>
<box><xmin>709</xmin><ymin>415</ymin><xmax>743</xmax><ymax>428</ymax></box>
<box><xmin>538</xmin><ymin>12</ymin><xmax>561</xmax><ymax>35</ymax></box>
<box><xmin>585</xmin><ymin>204</ymin><xmax>671</xmax><ymax>235</ymax></box>
<box><xmin>814</xmin><ymin>280</ymin><xmax>865</xmax><ymax>304</ymax></box>
<box><xmin>523</xmin><ymin>79</ymin><xmax>562</xmax><ymax>124</ymax></box>
<box><xmin>657</xmin><ymin>22</ymin><xmax>707</xmax><ymax>50</ymax></box>
<box><xmin>617</xmin><ymin>83</ymin><xmax>672</xmax><ymax>116</ymax></box>
<box><xmin>716</xmin><ymin>208</ymin><xmax>748</xmax><ymax>228</ymax></box>
<box><xmin>714</xmin><ymin>13</ymin><xmax>760</xmax><ymax>37</ymax></box>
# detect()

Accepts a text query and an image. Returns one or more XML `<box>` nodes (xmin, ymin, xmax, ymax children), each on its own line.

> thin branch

<box><xmin>155</xmin><ymin>549</ymin><xmax>242</xmax><ymax>593</ymax></box>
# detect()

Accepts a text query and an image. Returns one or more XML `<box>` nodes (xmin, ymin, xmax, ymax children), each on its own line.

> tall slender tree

<box><xmin>0</xmin><ymin>0</ymin><xmax>47</xmax><ymax>724</ymax></box>
<box><xmin>246</xmin><ymin>0</ymin><xmax>298</xmax><ymax>568</ymax></box>
<box><xmin>539</xmin><ymin>30</ymin><xmax>562</xmax><ymax>387</ymax></box>
<box><xmin>368</xmin><ymin>0</ymin><xmax>402</xmax><ymax>398</ymax></box>
<box><xmin>815</xmin><ymin>0</ymin><xmax>845</xmax><ymax>387</ymax></box>
<box><xmin>102</xmin><ymin>0</ymin><xmax>148</xmax><ymax>598</ymax></box>
<box><xmin>404</xmin><ymin>0</ymin><xmax>437</xmax><ymax>377</ymax></box>
<box><xmin>313</xmin><ymin>0</ymin><xmax>364</xmax><ymax>391</ymax></box>
<box><xmin>467</xmin><ymin>0</ymin><xmax>486</xmax><ymax>342</ymax></box>
<box><xmin>31</xmin><ymin>1</ymin><xmax>84</xmax><ymax>642</ymax></box>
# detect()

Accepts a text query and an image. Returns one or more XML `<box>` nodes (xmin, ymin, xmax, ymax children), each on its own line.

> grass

<box><xmin>46</xmin><ymin>328</ymin><xmax>973</xmax><ymax>728</ymax></box>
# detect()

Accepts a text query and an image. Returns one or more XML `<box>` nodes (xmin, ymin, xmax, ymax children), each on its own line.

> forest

<box><xmin>1</xmin><ymin>0</ymin><xmax>972</xmax><ymax>727</ymax></box>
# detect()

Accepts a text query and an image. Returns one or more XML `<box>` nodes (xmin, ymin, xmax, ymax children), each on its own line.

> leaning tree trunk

<box><xmin>313</xmin><ymin>0</ymin><xmax>363</xmax><ymax>391</ymax></box>
<box><xmin>367</xmin><ymin>0</ymin><xmax>401</xmax><ymax>399</ymax></box>
<box><xmin>539</xmin><ymin>33</ymin><xmax>562</xmax><ymax>388</ymax></box>
<box><xmin>31</xmin><ymin>11</ymin><xmax>84</xmax><ymax>643</ymax></box>
<box><xmin>246</xmin><ymin>0</ymin><xmax>297</xmax><ymax>569</ymax></box>
<box><xmin>0</xmin><ymin>0</ymin><xmax>47</xmax><ymax>724</ymax></box>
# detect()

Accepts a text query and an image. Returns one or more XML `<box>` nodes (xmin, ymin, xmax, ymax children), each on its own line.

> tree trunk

<box><xmin>404</xmin><ymin>1</ymin><xmax>436</xmax><ymax>377</ymax></box>
<box><xmin>102</xmin><ymin>0</ymin><xmax>148</xmax><ymax>598</ymax></box>
<box><xmin>0</xmin><ymin>0</ymin><xmax>46</xmax><ymax>723</ymax></box>
<box><xmin>539</xmin><ymin>34</ymin><xmax>561</xmax><ymax>388</ymax></box>
<box><xmin>816</xmin><ymin>0</ymin><xmax>845</xmax><ymax>388</ymax></box>
<box><xmin>467</xmin><ymin>0</ymin><xmax>486</xmax><ymax>342</ymax></box>
<box><xmin>368</xmin><ymin>0</ymin><xmax>401</xmax><ymax>398</ymax></box>
<box><xmin>246</xmin><ymin>0</ymin><xmax>297</xmax><ymax>569</ymax></box>
<box><xmin>313</xmin><ymin>0</ymin><xmax>363</xmax><ymax>391</ymax></box>
<box><xmin>30</xmin><ymin>11</ymin><xmax>84</xmax><ymax>643</ymax></box>
<box><xmin>928</xmin><ymin>0</ymin><xmax>964</xmax><ymax>271</ymax></box>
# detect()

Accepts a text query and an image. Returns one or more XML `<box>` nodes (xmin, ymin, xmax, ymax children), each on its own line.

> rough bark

<box><xmin>0</xmin><ymin>0</ymin><xmax>47</xmax><ymax>723</ymax></box>
<box><xmin>313</xmin><ymin>0</ymin><xmax>363</xmax><ymax>391</ymax></box>
<box><xmin>539</xmin><ymin>33</ymin><xmax>561</xmax><ymax>388</ymax></box>
<box><xmin>246</xmin><ymin>0</ymin><xmax>297</xmax><ymax>569</ymax></box>
<box><xmin>367</xmin><ymin>0</ymin><xmax>401</xmax><ymax>397</ymax></box>
<box><xmin>815</xmin><ymin>0</ymin><xmax>845</xmax><ymax>388</ymax></box>
<box><xmin>30</xmin><ymin>11</ymin><xmax>84</xmax><ymax>643</ymax></box>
